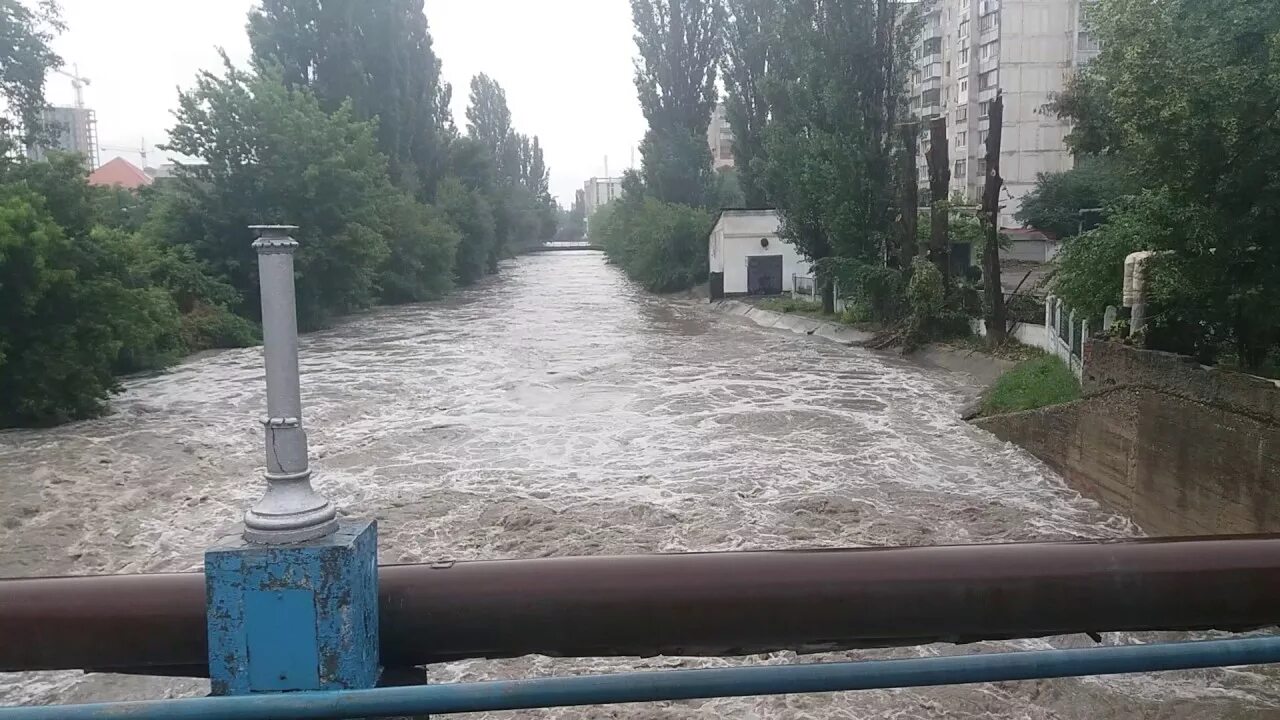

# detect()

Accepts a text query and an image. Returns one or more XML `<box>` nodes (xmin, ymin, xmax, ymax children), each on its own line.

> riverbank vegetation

<box><xmin>981</xmin><ymin>355</ymin><xmax>1081</xmax><ymax>417</ymax></box>
<box><xmin>0</xmin><ymin>0</ymin><xmax>558</xmax><ymax>427</ymax></box>
<box><xmin>606</xmin><ymin>0</ymin><xmax>999</xmax><ymax>349</ymax></box>
<box><xmin>605</xmin><ymin>0</ymin><xmax>1280</xmax><ymax>377</ymax></box>
<box><xmin>1028</xmin><ymin>0</ymin><xmax>1280</xmax><ymax>372</ymax></box>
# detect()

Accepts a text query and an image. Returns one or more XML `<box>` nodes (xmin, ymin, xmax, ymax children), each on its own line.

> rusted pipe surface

<box><xmin>2</xmin><ymin>536</ymin><xmax>1278</xmax><ymax>675</ymax></box>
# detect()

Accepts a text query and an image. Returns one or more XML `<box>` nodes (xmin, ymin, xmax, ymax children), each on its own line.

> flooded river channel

<box><xmin>1</xmin><ymin>252</ymin><xmax>1275</xmax><ymax>718</ymax></box>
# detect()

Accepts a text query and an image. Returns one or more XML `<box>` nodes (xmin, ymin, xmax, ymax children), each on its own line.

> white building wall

<box><xmin>582</xmin><ymin>177</ymin><xmax>624</xmax><ymax>218</ymax></box>
<box><xmin>709</xmin><ymin>211</ymin><xmax>812</xmax><ymax>295</ymax></box>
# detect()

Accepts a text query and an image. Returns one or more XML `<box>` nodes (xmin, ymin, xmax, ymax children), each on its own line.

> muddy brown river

<box><xmin>1</xmin><ymin>252</ymin><xmax>1276</xmax><ymax>717</ymax></box>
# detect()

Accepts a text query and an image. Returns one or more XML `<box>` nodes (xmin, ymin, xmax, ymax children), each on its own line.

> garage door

<box><xmin>747</xmin><ymin>255</ymin><xmax>784</xmax><ymax>295</ymax></box>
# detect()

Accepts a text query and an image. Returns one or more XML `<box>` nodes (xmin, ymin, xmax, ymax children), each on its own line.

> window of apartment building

<box><xmin>958</xmin><ymin>18</ymin><xmax>970</xmax><ymax>39</ymax></box>
<box><xmin>921</xmin><ymin>88</ymin><xmax>942</xmax><ymax>107</ymax></box>
<box><xmin>956</xmin><ymin>131</ymin><xmax>967</xmax><ymax>148</ymax></box>
<box><xmin>977</xmin><ymin>158</ymin><xmax>987</xmax><ymax>178</ymax></box>
<box><xmin>1078</xmin><ymin>31</ymin><xmax>1100</xmax><ymax>53</ymax></box>
<box><xmin>956</xmin><ymin>106</ymin><xmax>968</xmax><ymax>123</ymax></box>
<box><xmin>979</xmin><ymin>70</ymin><xmax>998</xmax><ymax>90</ymax></box>
<box><xmin>959</xmin><ymin>78</ymin><xmax>968</xmax><ymax>95</ymax></box>
<box><xmin>979</xmin><ymin>129</ymin><xmax>990</xmax><ymax>145</ymax></box>
<box><xmin>979</xmin><ymin>12</ymin><xmax>999</xmax><ymax>33</ymax></box>
<box><xmin>911</xmin><ymin>94</ymin><xmax>922</xmax><ymax>109</ymax></box>
<box><xmin>911</xmin><ymin>70</ymin><xmax>921</xmax><ymax>85</ymax></box>
<box><xmin>980</xmin><ymin>40</ymin><xmax>999</xmax><ymax>59</ymax></box>
<box><xmin>979</xmin><ymin>100</ymin><xmax>991</xmax><ymax>117</ymax></box>
<box><xmin>923</xmin><ymin>36</ymin><xmax>942</xmax><ymax>56</ymax></box>
<box><xmin>957</xmin><ymin>44</ymin><xmax>970</xmax><ymax>68</ymax></box>
<box><xmin>925</xmin><ymin>62</ymin><xmax>943</xmax><ymax>79</ymax></box>
<box><xmin>955</xmin><ymin>160</ymin><xmax>967</xmax><ymax>178</ymax></box>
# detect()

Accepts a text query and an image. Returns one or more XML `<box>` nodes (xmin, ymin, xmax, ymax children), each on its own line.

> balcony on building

<box><xmin>918</xmin><ymin>34</ymin><xmax>944</xmax><ymax>69</ymax></box>
<box><xmin>978</xmin><ymin>9</ymin><xmax>1000</xmax><ymax>41</ymax></box>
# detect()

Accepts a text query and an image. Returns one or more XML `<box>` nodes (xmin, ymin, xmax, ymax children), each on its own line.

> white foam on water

<box><xmin>1</xmin><ymin>253</ymin><xmax>1275</xmax><ymax>717</ymax></box>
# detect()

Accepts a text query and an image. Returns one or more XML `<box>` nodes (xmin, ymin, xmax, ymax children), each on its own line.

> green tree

<box><xmin>464</xmin><ymin>74</ymin><xmax>556</xmax><ymax>258</ymax></box>
<box><xmin>1015</xmin><ymin>156</ymin><xmax>1137</xmax><ymax>240</ymax></box>
<box><xmin>157</xmin><ymin>61</ymin><xmax>393</xmax><ymax>330</ymax></box>
<box><xmin>437</xmin><ymin>176</ymin><xmax>495</xmax><ymax>286</ymax></box>
<box><xmin>0</xmin><ymin>178</ymin><xmax>203</xmax><ymax>426</ymax></box>
<box><xmin>248</xmin><ymin>0</ymin><xmax>451</xmax><ymax>195</ymax></box>
<box><xmin>594</xmin><ymin>194</ymin><xmax>711</xmax><ymax>291</ymax></box>
<box><xmin>0</xmin><ymin>0</ymin><xmax>62</xmax><ymax>148</ymax></box>
<box><xmin>761</xmin><ymin>0</ymin><xmax>914</xmax><ymax>312</ymax></box>
<box><xmin>465</xmin><ymin>73</ymin><xmax>515</xmax><ymax>174</ymax></box>
<box><xmin>714</xmin><ymin>166</ymin><xmax>746</xmax><ymax>207</ymax></box>
<box><xmin>631</xmin><ymin>0</ymin><xmax>724</xmax><ymax>207</ymax></box>
<box><xmin>1052</xmin><ymin>0</ymin><xmax>1280</xmax><ymax>369</ymax></box>
<box><xmin>720</xmin><ymin>0</ymin><xmax>775</xmax><ymax>206</ymax></box>
<box><xmin>377</xmin><ymin>190</ymin><xmax>459</xmax><ymax>303</ymax></box>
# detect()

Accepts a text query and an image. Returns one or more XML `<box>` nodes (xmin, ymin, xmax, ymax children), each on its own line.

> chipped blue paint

<box><xmin>205</xmin><ymin>520</ymin><xmax>379</xmax><ymax>695</ymax></box>
<box><xmin>4</xmin><ymin>636</ymin><xmax>1280</xmax><ymax>719</ymax></box>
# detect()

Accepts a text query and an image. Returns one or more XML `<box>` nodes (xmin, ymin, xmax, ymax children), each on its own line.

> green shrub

<box><xmin>982</xmin><ymin>355</ymin><xmax>1081</xmax><ymax>416</ymax></box>
<box><xmin>596</xmin><ymin>197</ymin><xmax>711</xmax><ymax>292</ymax></box>
<box><xmin>907</xmin><ymin>257</ymin><xmax>944</xmax><ymax>326</ymax></box>
<box><xmin>181</xmin><ymin>303</ymin><xmax>261</xmax><ymax>352</ymax></box>
<box><xmin>840</xmin><ymin>302</ymin><xmax>871</xmax><ymax>325</ymax></box>
<box><xmin>822</xmin><ymin>259</ymin><xmax>904</xmax><ymax>324</ymax></box>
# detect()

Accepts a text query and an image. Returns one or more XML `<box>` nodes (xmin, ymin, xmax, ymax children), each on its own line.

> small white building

<box><xmin>708</xmin><ymin>210</ymin><xmax>812</xmax><ymax>297</ymax></box>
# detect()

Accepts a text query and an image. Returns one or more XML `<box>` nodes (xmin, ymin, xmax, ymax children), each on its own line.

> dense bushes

<box><xmin>593</xmin><ymin>197</ymin><xmax>712</xmax><ymax>292</ymax></box>
<box><xmin>0</xmin><ymin>162</ymin><xmax>250</xmax><ymax>427</ymax></box>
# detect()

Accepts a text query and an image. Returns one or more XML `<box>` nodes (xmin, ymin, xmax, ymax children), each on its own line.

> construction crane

<box><xmin>101</xmin><ymin>138</ymin><xmax>149</xmax><ymax>168</ymax></box>
<box><xmin>55</xmin><ymin>64</ymin><xmax>90</xmax><ymax>110</ymax></box>
<box><xmin>49</xmin><ymin>64</ymin><xmax>100</xmax><ymax>169</ymax></box>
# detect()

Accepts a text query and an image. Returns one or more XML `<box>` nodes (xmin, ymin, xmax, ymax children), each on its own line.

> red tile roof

<box><xmin>88</xmin><ymin>157</ymin><xmax>154</xmax><ymax>190</ymax></box>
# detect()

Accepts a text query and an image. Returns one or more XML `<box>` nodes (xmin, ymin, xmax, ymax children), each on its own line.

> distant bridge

<box><xmin>529</xmin><ymin>242</ymin><xmax>603</xmax><ymax>252</ymax></box>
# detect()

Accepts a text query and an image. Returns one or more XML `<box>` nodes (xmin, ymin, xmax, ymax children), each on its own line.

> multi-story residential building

<box><xmin>707</xmin><ymin>102</ymin><xmax>735</xmax><ymax>171</ymax></box>
<box><xmin>909</xmin><ymin>0</ymin><xmax>1098</xmax><ymax>227</ymax></box>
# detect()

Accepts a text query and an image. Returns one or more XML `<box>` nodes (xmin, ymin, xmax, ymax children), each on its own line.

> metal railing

<box><xmin>5</xmin><ymin>637</ymin><xmax>1280</xmax><ymax>719</ymax></box>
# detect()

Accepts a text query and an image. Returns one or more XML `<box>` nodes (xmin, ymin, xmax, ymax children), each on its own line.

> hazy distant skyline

<box><xmin>45</xmin><ymin>0</ymin><xmax>648</xmax><ymax>205</ymax></box>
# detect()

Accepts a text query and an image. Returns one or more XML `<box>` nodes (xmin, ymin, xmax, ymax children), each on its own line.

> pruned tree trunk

<box><xmin>821</xmin><ymin>277</ymin><xmax>835</xmax><ymax>315</ymax></box>
<box><xmin>925</xmin><ymin>116</ymin><xmax>950</xmax><ymax>287</ymax></box>
<box><xmin>982</xmin><ymin>91</ymin><xmax>1007</xmax><ymax>346</ymax></box>
<box><xmin>899</xmin><ymin>121</ymin><xmax>919</xmax><ymax>269</ymax></box>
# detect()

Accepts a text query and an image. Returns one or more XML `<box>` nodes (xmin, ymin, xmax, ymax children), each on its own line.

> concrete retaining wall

<box><xmin>974</xmin><ymin>340</ymin><xmax>1280</xmax><ymax>535</ymax></box>
<box><xmin>710</xmin><ymin>300</ymin><xmax>872</xmax><ymax>346</ymax></box>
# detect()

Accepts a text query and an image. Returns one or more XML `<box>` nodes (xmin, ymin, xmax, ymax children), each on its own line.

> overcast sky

<box><xmin>46</xmin><ymin>0</ymin><xmax>647</xmax><ymax>205</ymax></box>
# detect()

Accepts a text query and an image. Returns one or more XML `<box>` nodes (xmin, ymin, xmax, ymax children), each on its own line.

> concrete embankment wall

<box><xmin>974</xmin><ymin>341</ymin><xmax>1280</xmax><ymax>535</ymax></box>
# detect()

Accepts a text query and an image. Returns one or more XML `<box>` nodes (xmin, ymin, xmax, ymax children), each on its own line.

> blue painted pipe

<box><xmin>4</xmin><ymin>636</ymin><xmax>1279</xmax><ymax>720</ymax></box>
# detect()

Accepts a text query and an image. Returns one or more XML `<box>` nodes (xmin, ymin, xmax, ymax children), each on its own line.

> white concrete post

<box><xmin>1068</xmin><ymin>309</ymin><xmax>1078</xmax><ymax>355</ymax></box>
<box><xmin>243</xmin><ymin>225</ymin><xmax>338</xmax><ymax>544</ymax></box>
<box><xmin>1045</xmin><ymin>295</ymin><xmax>1055</xmax><ymax>332</ymax></box>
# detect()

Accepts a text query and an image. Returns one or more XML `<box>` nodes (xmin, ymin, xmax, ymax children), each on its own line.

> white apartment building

<box><xmin>707</xmin><ymin>103</ymin><xmax>735</xmax><ymax>171</ymax></box>
<box><xmin>910</xmin><ymin>0</ymin><xmax>1099</xmax><ymax>227</ymax></box>
<box><xmin>582</xmin><ymin>176</ymin><xmax>624</xmax><ymax>218</ymax></box>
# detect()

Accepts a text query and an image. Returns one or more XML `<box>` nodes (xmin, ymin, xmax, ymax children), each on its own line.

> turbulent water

<box><xmin>1</xmin><ymin>252</ymin><xmax>1277</xmax><ymax>717</ymax></box>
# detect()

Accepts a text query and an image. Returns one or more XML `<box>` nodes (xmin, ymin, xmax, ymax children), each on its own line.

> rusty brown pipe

<box><xmin>2</xmin><ymin>536</ymin><xmax>1279</xmax><ymax>676</ymax></box>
